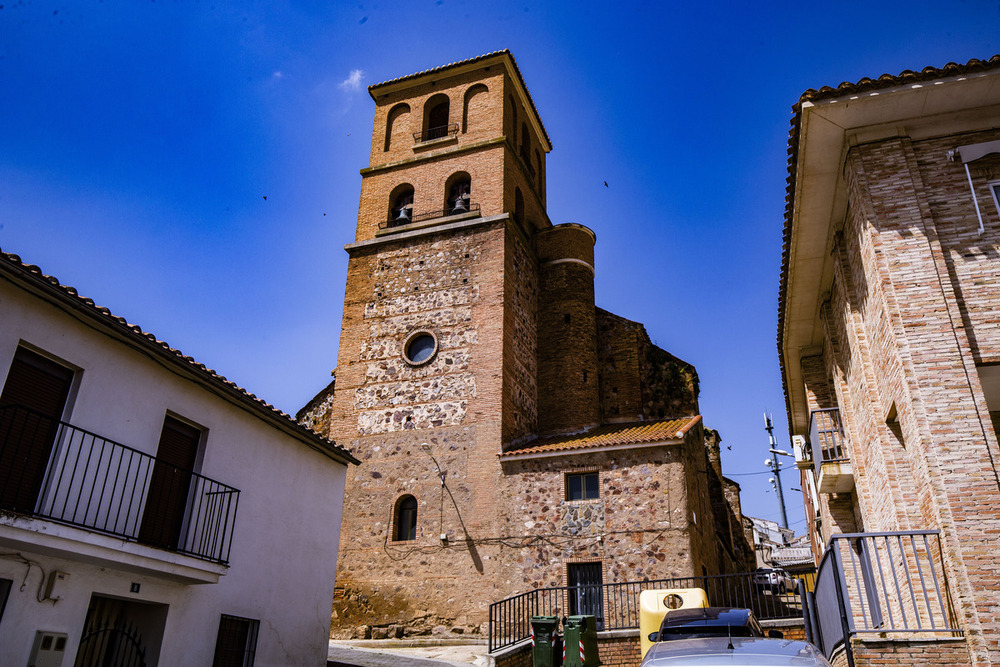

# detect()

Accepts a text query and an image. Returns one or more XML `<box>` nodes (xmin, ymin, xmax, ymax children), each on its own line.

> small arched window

<box><xmin>389</xmin><ymin>184</ymin><xmax>414</xmax><ymax>224</ymax></box>
<box><xmin>394</xmin><ymin>495</ymin><xmax>418</xmax><ymax>541</ymax></box>
<box><xmin>424</xmin><ymin>94</ymin><xmax>450</xmax><ymax>140</ymax></box>
<box><xmin>463</xmin><ymin>84</ymin><xmax>489</xmax><ymax>133</ymax></box>
<box><xmin>445</xmin><ymin>171</ymin><xmax>472</xmax><ymax>214</ymax></box>
<box><xmin>520</xmin><ymin>123</ymin><xmax>531</xmax><ymax>159</ymax></box>
<box><xmin>384</xmin><ymin>103</ymin><xmax>410</xmax><ymax>152</ymax></box>
<box><xmin>514</xmin><ymin>187</ymin><xmax>525</xmax><ymax>226</ymax></box>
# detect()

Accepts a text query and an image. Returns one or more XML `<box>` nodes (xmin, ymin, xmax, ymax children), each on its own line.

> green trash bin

<box><xmin>530</xmin><ymin>616</ymin><xmax>560</xmax><ymax>667</ymax></box>
<box><xmin>562</xmin><ymin>615</ymin><xmax>601</xmax><ymax>667</ymax></box>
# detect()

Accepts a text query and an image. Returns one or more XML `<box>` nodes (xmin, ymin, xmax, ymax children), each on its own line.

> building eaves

<box><xmin>776</xmin><ymin>54</ymin><xmax>1000</xmax><ymax>420</ymax></box>
<box><xmin>0</xmin><ymin>248</ymin><xmax>359</xmax><ymax>467</ymax></box>
<box><xmin>499</xmin><ymin>416</ymin><xmax>702</xmax><ymax>460</ymax></box>
<box><xmin>368</xmin><ymin>49</ymin><xmax>552</xmax><ymax>151</ymax></box>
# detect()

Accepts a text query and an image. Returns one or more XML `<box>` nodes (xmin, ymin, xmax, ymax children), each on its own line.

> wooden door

<box><xmin>0</xmin><ymin>347</ymin><xmax>73</xmax><ymax>511</ymax></box>
<box><xmin>138</xmin><ymin>416</ymin><xmax>200</xmax><ymax>550</ymax></box>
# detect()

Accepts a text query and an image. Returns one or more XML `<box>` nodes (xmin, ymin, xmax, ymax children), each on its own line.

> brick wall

<box><xmin>848</xmin><ymin>638</ymin><xmax>971</xmax><ymax>666</ymax></box>
<box><xmin>536</xmin><ymin>224</ymin><xmax>599</xmax><ymax>435</ymax></box>
<box><xmin>795</xmin><ymin>126</ymin><xmax>1000</xmax><ymax>664</ymax></box>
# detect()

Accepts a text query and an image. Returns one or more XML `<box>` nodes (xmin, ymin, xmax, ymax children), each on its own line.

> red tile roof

<box><xmin>0</xmin><ymin>248</ymin><xmax>358</xmax><ymax>466</ymax></box>
<box><xmin>500</xmin><ymin>416</ymin><xmax>702</xmax><ymax>459</ymax></box>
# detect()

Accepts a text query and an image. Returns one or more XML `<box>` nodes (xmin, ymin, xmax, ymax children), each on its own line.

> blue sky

<box><xmin>1</xmin><ymin>0</ymin><xmax>998</xmax><ymax>529</ymax></box>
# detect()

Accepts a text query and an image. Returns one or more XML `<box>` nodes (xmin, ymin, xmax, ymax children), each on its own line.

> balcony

<box><xmin>805</xmin><ymin>531</ymin><xmax>961</xmax><ymax>664</ymax></box>
<box><xmin>378</xmin><ymin>202</ymin><xmax>481</xmax><ymax>233</ymax></box>
<box><xmin>413</xmin><ymin>123</ymin><xmax>459</xmax><ymax>144</ymax></box>
<box><xmin>809</xmin><ymin>408</ymin><xmax>854</xmax><ymax>493</ymax></box>
<box><xmin>0</xmin><ymin>405</ymin><xmax>239</xmax><ymax>565</ymax></box>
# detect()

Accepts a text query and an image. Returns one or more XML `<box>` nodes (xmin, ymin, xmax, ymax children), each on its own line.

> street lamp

<box><xmin>764</xmin><ymin>413</ymin><xmax>790</xmax><ymax>529</ymax></box>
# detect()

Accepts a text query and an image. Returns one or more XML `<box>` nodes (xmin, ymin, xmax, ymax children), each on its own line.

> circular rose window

<box><xmin>402</xmin><ymin>330</ymin><xmax>438</xmax><ymax>366</ymax></box>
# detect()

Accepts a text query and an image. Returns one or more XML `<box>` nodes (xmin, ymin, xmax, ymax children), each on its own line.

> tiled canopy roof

<box><xmin>0</xmin><ymin>248</ymin><xmax>359</xmax><ymax>466</ymax></box>
<box><xmin>500</xmin><ymin>416</ymin><xmax>701</xmax><ymax>459</ymax></box>
<box><xmin>776</xmin><ymin>54</ymin><xmax>1000</xmax><ymax>417</ymax></box>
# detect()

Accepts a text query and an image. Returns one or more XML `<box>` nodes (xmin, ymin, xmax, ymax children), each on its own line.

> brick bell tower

<box><xmin>324</xmin><ymin>50</ymin><xmax>573</xmax><ymax>634</ymax></box>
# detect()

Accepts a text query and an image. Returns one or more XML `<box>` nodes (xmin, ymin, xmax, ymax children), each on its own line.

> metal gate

<box><xmin>75</xmin><ymin>598</ymin><xmax>147</xmax><ymax>667</ymax></box>
<box><xmin>567</xmin><ymin>562</ymin><xmax>605</xmax><ymax>629</ymax></box>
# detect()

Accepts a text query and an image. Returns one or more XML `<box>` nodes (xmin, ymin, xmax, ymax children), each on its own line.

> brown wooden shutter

<box><xmin>0</xmin><ymin>348</ymin><xmax>74</xmax><ymax>511</ymax></box>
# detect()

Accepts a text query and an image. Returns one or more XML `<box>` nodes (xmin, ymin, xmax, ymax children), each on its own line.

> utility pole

<box><xmin>764</xmin><ymin>413</ymin><xmax>790</xmax><ymax>529</ymax></box>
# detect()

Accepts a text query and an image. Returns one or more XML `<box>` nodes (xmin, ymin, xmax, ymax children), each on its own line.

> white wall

<box><xmin>0</xmin><ymin>278</ymin><xmax>348</xmax><ymax>666</ymax></box>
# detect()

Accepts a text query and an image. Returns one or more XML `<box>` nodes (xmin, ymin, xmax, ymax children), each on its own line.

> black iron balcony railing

<box><xmin>0</xmin><ymin>404</ymin><xmax>239</xmax><ymax>564</ymax></box>
<box><xmin>809</xmin><ymin>408</ymin><xmax>847</xmax><ymax>464</ymax></box>
<box><xmin>380</xmin><ymin>202</ymin><xmax>480</xmax><ymax>230</ymax></box>
<box><xmin>413</xmin><ymin>123</ymin><xmax>459</xmax><ymax>143</ymax></box>
<box><xmin>805</xmin><ymin>531</ymin><xmax>961</xmax><ymax>665</ymax></box>
<box><xmin>488</xmin><ymin>570</ymin><xmax>813</xmax><ymax>652</ymax></box>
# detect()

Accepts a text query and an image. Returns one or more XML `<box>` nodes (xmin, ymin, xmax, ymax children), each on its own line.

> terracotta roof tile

<box><xmin>0</xmin><ymin>248</ymin><xmax>358</xmax><ymax>466</ymax></box>
<box><xmin>500</xmin><ymin>416</ymin><xmax>702</xmax><ymax>459</ymax></box>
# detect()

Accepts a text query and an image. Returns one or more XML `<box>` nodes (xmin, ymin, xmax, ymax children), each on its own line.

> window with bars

<box><xmin>212</xmin><ymin>614</ymin><xmax>259</xmax><ymax>667</ymax></box>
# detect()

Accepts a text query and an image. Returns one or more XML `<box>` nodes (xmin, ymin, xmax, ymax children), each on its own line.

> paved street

<box><xmin>328</xmin><ymin>640</ymin><xmax>489</xmax><ymax>667</ymax></box>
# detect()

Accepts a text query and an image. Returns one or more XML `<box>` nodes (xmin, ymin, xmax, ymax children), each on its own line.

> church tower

<box><xmin>326</xmin><ymin>50</ymin><xmax>560</xmax><ymax>631</ymax></box>
<box><xmin>302</xmin><ymin>51</ymin><xmax>735</xmax><ymax>638</ymax></box>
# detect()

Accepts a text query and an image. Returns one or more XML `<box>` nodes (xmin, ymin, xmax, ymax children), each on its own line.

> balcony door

<box><xmin>139</xmin><ymin>416</ymin><xmax>200</xmax><ymax>550</ymax></box>
<box><xmin>0</xmin><ymin>347</ymin><xmax>73</xmax><ymax>512</ymax></box>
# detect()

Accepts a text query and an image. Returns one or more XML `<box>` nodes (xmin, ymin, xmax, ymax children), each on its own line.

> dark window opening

<box><xmin>564</xmin><ymin>314</ymin><xmax>571</xmax><ymax>324</ymax></box>
<box><xmin>212</xmin><ymin>614</ymin><xmax>260</xmax><ymax>667</ymax></box>
<box><xmin>426</xmin><ymin>98</ymin><xmax>450</xmax><ymax>140</ymax></box>
<box><xmin>395</xmin><ymin>495</ymin><xmax>418</xmax><ymax>541</ymax></box>
<box><xmin>566</xmin><ymin>472</ymin><xmax>599</xmax><ymax>501</ymax></box>
<box><xmin>514</xmin><ymin>188</ymin><xmax>525</xmax><ymax>228</ymax></box>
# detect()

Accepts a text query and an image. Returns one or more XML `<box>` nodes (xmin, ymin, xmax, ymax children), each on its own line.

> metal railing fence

<box><xmin>488</xmin><ymin>570</ymin><xmax>814</xmax><ymax>653</ymax></box>
<box><xmin>380</xmin><ymin>202</ymin><xmax>480</xmax><ymax>230</ymax></box>
<box><xmin>413</xmin><ymin>123</ymin><xmax>459</xmax><ymax>142</ymax></box>
<box><xmin>805</xmin><ymin>531</ymin><xmax>961</xmax><ymax>665</ymax></box>
<box><xmin>809</xmin><ymin>408</ymin><xmax>847</xmax><ymax>463</ymax></box>
<box><xmin>0</xmin><ymin>404</ymin><xmax>239</xmax><ymax>563</ymax></box>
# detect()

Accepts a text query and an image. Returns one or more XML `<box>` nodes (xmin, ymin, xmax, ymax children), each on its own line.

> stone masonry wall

<box><xmin>497</xmin><ymin>442</ymin><xmax>700</xmax><ymax>591</ymax></box>
<box><xmin>329</xmin><ymin>220</ymin><xmax>512</xmax><ymax>637</ymax></box>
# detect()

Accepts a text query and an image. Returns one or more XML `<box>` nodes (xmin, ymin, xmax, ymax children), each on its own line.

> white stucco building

<box><xmin>0</xmin><ymin>248</ymin><xmax>357</xmax><ymax>667</ymax></box>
